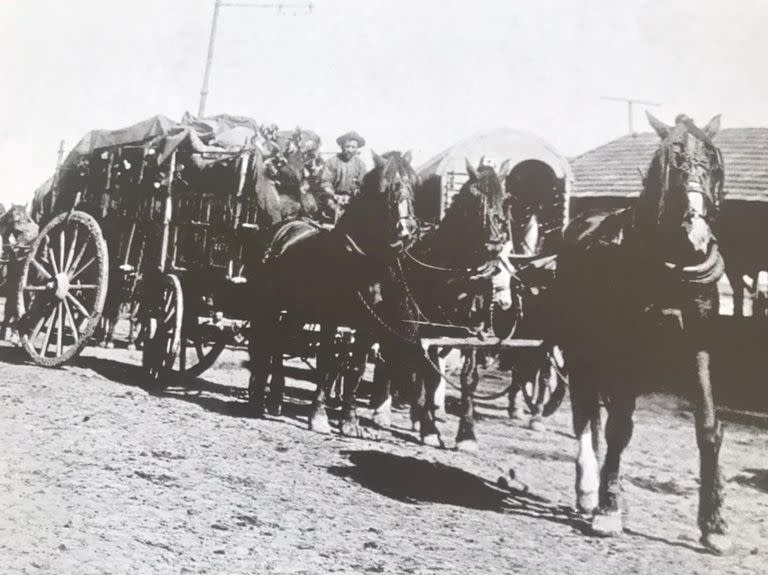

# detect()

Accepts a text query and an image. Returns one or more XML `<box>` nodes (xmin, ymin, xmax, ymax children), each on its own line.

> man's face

<box><xmin>341</xmin><ymin>140</ymin><xmax>359</xmax><ymax>160</ymax></box>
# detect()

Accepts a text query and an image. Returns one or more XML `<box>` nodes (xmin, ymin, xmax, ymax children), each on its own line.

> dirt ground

<box><xmin>1</xmin><ymin>337</ymin><xmax>767</xmax><ymax>575</ymax></box>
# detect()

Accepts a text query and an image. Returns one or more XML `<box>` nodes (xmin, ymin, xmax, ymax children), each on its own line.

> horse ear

<box><xmin>465</xmin><ymin>158</ymin><xmax>479</xmax><ymax>182</ymax></box>
<box><xmin>403</xmin><ymin>150</ymin><xmax>413</xmax><ymax>165</ymax></box>
<box><xmin>372</xmin><ymin>151</ymin><xmax>385</xmax><ymax>170</ymax></box>
<box><xmin>704</xmin><ymin>115</ymin><xmax>721</xmax><ymax>139</ymax></box>
<box><xmin>646</xmin><ymin>111</ymin><xmax>670</xmax><ymax>139</ymax></box>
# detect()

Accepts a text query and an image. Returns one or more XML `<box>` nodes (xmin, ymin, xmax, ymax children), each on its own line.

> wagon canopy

<box><xmin>415</xmin><ymin>128</ymin><xmax>573</xmax><ymax>225</ymax></box>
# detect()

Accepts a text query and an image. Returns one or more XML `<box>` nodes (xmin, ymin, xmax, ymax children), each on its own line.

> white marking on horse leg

<box><xmin>572</xmin><ymin>387</ymin><xmax>600</xmax><ymax>513</ymax></box>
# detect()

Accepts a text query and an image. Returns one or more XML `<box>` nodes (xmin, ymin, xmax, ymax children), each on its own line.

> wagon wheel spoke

<box><xmin>64</xmin><ymin>226</ymin><xmax>79</xmax><ymax>272</ymax></box>
<box><xmin>179</xmin><ymin>337</ymin><xmax>188</xmax><ymax>372</ymax></box>
<box><xmin>63</xmin><ymin>299</ymin><xmax>79</xmax><ymax>344</ymax></box>
<box><xmin>17</xmin><ymin>292</ymin><xmax>56</xmax><ymax>336</ymax></box>
<box><xmin>66</xmin><ymin>239</ymin><xmax>89</xmax><ymax>276</ymax></box>
<box><xmin>31</xmin><ymin>258</ymin><xmax>53</xmax><ymax>280</ymax></box>
<box><xmin>28</xmin><ymin>314</ymin><xmax>47</xmax><ymax>345</ymax></box>
<box><xmin>39</xmin><ymin>305</ymin><xmax>57</xmax><ymax>357</ymax></box>
<box><xmin>58</xmin><ymin>230</ymin><xmax>66</xmax><ymax>274</ymax></box>
<box><xmin>69</xmin><ymin>256</ymin><xmax>96</xmax><ymax>282</ymax></box>
<box><xmin>46</xmin><ymin>247</ymin><xmax>60</xmax><ymax>275</ymax></box>
<box><xmin>56</xmin><ymin>301</ymin><xmax>64</xmax><ymax>356</ymax></box>
<box><xmin>66</xmin><ymin>292</ymin><xmax>90</xmax><ymax>317</ymax></box>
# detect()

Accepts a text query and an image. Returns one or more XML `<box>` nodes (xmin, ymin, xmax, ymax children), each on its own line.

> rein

<box><xmin>404</xmin><ymin>248</ymin><xmax>495</xmax><ymax>275</ymax></box>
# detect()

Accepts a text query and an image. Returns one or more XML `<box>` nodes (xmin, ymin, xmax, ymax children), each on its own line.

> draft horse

<box><xmin>556</xmin><ymin>112</ymin><xmax>730</xmax><ymax>553</ymax></box>
<box><xmin>382</xmin><ymin>160</ymin><xmax>510</xmax><ymax>449</ymax></box>
<box><xmin>247</xmin><ymin>151</ymin><xmax>422</xmax><ymax>437</ymax></box>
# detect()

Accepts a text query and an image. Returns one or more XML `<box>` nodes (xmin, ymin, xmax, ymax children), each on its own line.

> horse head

<box><xmin>336</xmin><ymin>150</ymin><xmax>419</xmax><ymax>258</ymax></box>
<box><xmin>639</xmin><ymin>112</ymin><xmax>723</xmax><ymax>266</ymax></box>
<box><xmin>0</xmin><ymin>204</ymin><xmax>38</xmax><ymax>248</ymax></box>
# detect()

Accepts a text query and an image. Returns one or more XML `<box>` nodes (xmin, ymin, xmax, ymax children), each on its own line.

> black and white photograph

<box><xmin>1</xmin><ymin>0</ymin><xmax>766</xmax><ymax>573</ymax></box>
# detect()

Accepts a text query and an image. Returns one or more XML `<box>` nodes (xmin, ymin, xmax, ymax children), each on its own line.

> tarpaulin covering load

<box><xmin>33</xmin><ymin>113</ymin><xmax>270</xmax><ymax>220</ymax></box>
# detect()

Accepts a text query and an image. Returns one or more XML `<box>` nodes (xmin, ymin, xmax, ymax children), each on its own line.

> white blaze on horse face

<box><xmin>688</xmin><ymin>191</ymin><xmax>705</xmax><ymax>217</ymax></box>
<box><xmin>396</xmin><ymin>194</ymin><xmax>413</xmax><ymax>240</ymax></box>
<box><xmin>685</xmin><ymin>191</ymin><xmax>712</xmax><ymax>255</ymax></box>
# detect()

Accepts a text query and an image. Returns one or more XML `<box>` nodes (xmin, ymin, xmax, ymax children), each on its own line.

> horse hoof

<box><xmin>106</xmin><ymin>342</ymin><xmax>115</xmax><ymax>349</ymax></box>
<box><xmin>372</xmin><ymin>397</ymin><xmax>392</xmax><ymax>429</ymax></box>
<box><xmin>266</xmin><ymin>402</ymin><xmax>282</xmax><ymax>417</ymax></box>
<box><xmin>591</xmin><ymin>510</ymin><xmax>624</xmax><ymax>537</ymax></box>
<box><xmin>700</xmin><ymin>533</ymin><xmax>733</xmax><ymax>556</ymax></box>
<box><xmin>309</xmin><ymin>413</ymin><xmax>332</xmax><ymax>435</ymax></box>
<box><xmin>340</xmin><ymin>420</ymin><xmax>378</xmax><ymax>439</ymax></box>
<box><xmin>456</xmin><ymin>439</ymin><xmax>479</xmax><ymax>453</ymax></box>
<box><xmin>422</xmin><ymin>433</ymin><xmax>444</xmax><ymax>448</ymax></box>
<box><xmin>99</xmin><ymin>341</ymin><xmax>107</xmax><ymax>348</ymax></box>
<box><xmin>372</xmin><ymin>410</ymin><xmax>391</xmax><ymax>429</ymax></box>
<box><xmin>576</xmin><ymin>492</ymin><xmax>599</xmax><ymax>515</ymax></box>
<box><xmin>508</xmin><ymin>404</ymin><xmax>526</xmax><ymax>420</ymax></box>
<box><xmin>528</xmin><ymin>417</ymin><xmax>546</xmax><ymax>432</ymax></box>
<box><xmin>127</xmin><ymin>344</ymin><xmax>136</xmax><ymax>351</ymax></box>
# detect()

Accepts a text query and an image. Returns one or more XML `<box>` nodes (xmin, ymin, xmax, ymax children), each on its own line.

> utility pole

<box><xmin>197</xmin><ymin>0</ymin><xmax>314</xmax><ymax>118</ymax></box>
<box><xmin>601</xmin><ymin>96</ymin><xmax>662</xmax><ymax>135</ymax></box>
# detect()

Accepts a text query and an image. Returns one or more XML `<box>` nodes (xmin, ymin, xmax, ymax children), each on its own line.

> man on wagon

<box><xmin>319</xmin><ymin>130</ymin><xmax>369</xmax><ymax>220</ymax></box>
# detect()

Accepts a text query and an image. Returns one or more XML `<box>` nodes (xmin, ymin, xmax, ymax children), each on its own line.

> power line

<box><xmin>601</xmin><ymin>96</ymin><xmax>662</xmax><ymax>135</ymax></box>
<box><xmin>198</xmin><ymin>0</ymin><xmax>314</xmax><ymax>117</ymax></box>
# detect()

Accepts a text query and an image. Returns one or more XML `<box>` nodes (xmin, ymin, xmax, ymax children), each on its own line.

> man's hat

<box><xmin>336</xmin><ymin>131</ymin><xmax>366</xmax><ymax>147</ymax></box>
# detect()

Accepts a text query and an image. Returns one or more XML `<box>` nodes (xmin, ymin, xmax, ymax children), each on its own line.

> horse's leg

<box><xmin>687</xmin><ymin>314</ymin><xmax>731</xmax><ymax>553</ymax></box>
<box><xmin>247</xmin><ymin>315</ymin><xmax>271</xmax><ymax>418</ymax></box>
<box><xmin>370</xmin><ymin>342</ymin><xmax>393</xmax><ymax>428</ymax></box>
<box><xmin>266</xmin><ymin>340</ymin><xmax>285</xmax><ymax>417</ymax></box>
<box><xmin>507</xmin><ymin>363</ymin><xmax>525</xmax><ymax>420</ymax></box>
<box><xmin>569</xmin><ymin>360</ymin><xmax>601</xmax><ymax>514</ymax></box>
<box><xmin>591</xmin><ymin>387</ymin><xmax>635</xmax><ymax>537</ymax></box>
<box><xmin>127</xmin><ymin>302</ymin><xmax>140</xmax><ymax>350</ymax></box>
<box><xmin>339</xmin><ymin>331</ymin><xmax>374</xmax><ymax>438</ymax></box>
<box><xmin>308</xmin><ymin>324</ymin><xmax>333</xmax><ymax>434</ymax></box>
<box><xmin>728</xmin><ymin>270</ymin><xmax>744</xmax><ymax>318</ymax></box>
<box><xmin>417</xmin><ymin>345</ymin><xmax>444</xmax><ymax>447</ymax></box>
<box><xmin>455</xmin><ymin>349</ymin><xmax>479</xmax><ymax>451</ymax></box>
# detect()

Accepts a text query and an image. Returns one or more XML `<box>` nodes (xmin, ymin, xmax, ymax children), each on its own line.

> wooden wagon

<box><xmin>13</xmin><ymin>114</ymin><xmax>284</xmax><ymax>383</ymax></box>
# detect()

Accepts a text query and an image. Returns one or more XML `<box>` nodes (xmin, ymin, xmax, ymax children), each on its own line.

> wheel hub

<box><xmin>54</xmin><ymin>272</ymin><xmax>71</xmax><ymax>300</ymax></box>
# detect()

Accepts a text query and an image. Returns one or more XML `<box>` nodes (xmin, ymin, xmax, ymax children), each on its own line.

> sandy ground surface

<box><xmin>1</xmin><ymin>338</ymin><xmax>767</xmax><ymax>575</ymax></box>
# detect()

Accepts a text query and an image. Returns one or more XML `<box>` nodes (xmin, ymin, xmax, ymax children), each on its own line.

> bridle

<box><xmin>386</xmin><ymin>174</ymin><xmax>418</xmax><ymax>250</ymax></box>
<box><xmin>659</xmin><ymin>125</ymin><xmax>724</xmax><ymax>226</ymax></box>
<box><xmin>655</xmin><ymin>125</ymin><xmax>726</xmax><ymax>283</ymax></box>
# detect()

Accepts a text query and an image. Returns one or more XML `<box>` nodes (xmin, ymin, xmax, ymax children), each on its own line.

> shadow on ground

<box><xmin>329</xmin><ymin>450</ymin><xmax>711</xmax><ymax>554</ymax></box>
<box><xmin>731</xmin><ymin>468</ymin><xmax>768</xmax><ymax>494</ymax></box>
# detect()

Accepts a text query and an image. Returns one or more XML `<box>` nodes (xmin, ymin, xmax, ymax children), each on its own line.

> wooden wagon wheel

<box><xmin>174</xmin><ymin>302</ymin><xmax>228</xmax><ymax>378</ymax></box>
<box><xmin>142</xmin><ymin>273</ymin><xmax>183</xmax><ymax>386</ymax></box>
<box><xmin>16</xmin><ymin>211</ymin><xmax>109</xmax><ymax>367</ymax></box>
<box><xmin>522</xmin><ymin>344</ymin><xmax>568</xmax><ymax>417</ymax></box>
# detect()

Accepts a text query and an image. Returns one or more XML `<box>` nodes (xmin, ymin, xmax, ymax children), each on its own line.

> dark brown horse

<box><xmin>376</xmin><ymin>160</ymin><xmax>509</xmax><ymax>448</ymax></box>
<box><xmin>0</xmin><ymin>205</ymin><xmax>39</xmax><ymax>341</ymax></box>
<box><xmin>246</xmin><ymin>151</ymin><xmax>421</xmax><ymax>436</ymax></box>
<box><xmin>555</xmin><ymin>113</ymin><xmax>730</xmax><ymax>553</ymax></box>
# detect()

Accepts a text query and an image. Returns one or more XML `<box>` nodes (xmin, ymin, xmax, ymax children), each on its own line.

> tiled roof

<box><xmin>571</xmin><ymin>128</ymin><xmax>768</xmax><ymax>202</ymax></box>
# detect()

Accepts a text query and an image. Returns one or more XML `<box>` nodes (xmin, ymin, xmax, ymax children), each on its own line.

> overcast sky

<box><xmin>1</xmin><ymin>0</ymin><xmax>767</xmax><ymax>205</ymax></box>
